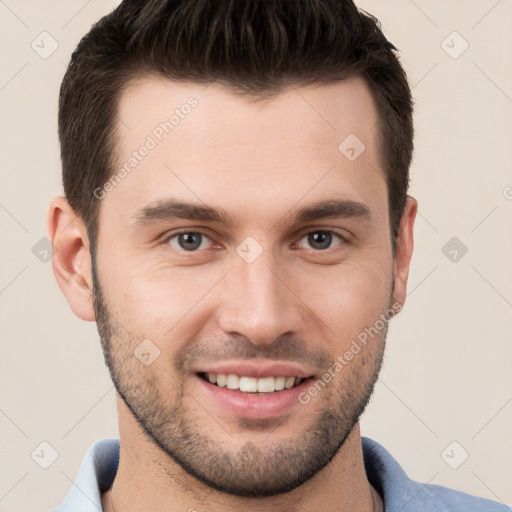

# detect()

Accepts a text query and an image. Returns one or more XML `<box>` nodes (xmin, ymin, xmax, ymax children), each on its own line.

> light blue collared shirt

<box><xmin>52</xmin><ymin>437</ymin><xmax>509</xmax><ymax>511</ymax></box>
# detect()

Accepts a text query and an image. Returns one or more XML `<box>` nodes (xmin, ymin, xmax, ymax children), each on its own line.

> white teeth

<box><xmin>239</xmin><ymin>376</ymin><xmax>258</xmax><ymax>392</ymax></box>
<box><xmin>226</xmin><ymin>374</ymin><xmax>239</xmax><ymax>390</ymax></box>
<box><xmin>284</xmin><ymin>377</ymin><xmax>295</xmax><ymax>389</ymax></box>
<box><xmin>203</xmin><ymin>373</ymin><xmax>303</xmax><ymax>392</ymax></box>
<box><xmin>275</xmin><ymin>376</ymin><xmax>286</xmax><ymax>391</ymax></box>
<box><xmin>257</xmin><ymin>377</ymin><xmax>276</xmax><ymax>393</ymax></box>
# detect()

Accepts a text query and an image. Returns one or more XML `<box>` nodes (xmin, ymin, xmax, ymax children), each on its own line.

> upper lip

<box><xmin>194</xmin><ymin>361</ymin><xmax>315</xmax><ymax>379</ymax></box>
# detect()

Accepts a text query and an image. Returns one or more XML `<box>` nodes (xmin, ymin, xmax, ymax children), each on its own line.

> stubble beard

<box><xmin>91</xmin><ymin>254</ymin><xmax>390</xmax><ymax>497</ymax></box>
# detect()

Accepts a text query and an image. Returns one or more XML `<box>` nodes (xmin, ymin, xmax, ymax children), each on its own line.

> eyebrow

<box><xmin>130</xmin><ymin>197</ymin><xmax>371</xmax><ymax>228</ymax></box>
<box><xmin>131</xmin><ymin>199</ymin><xmax>237</xmax><ymax>227</ymax></box>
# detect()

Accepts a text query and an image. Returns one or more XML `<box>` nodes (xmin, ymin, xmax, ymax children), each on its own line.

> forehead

<box><xmin>116</xmin><ymin>75</ymin><xmax>380</xmax><ymax>153</ymax></box>
<box><xmin>104</xmin><ymin>75</ymin><xmax>386</xmax><ymax>228</ymax></box>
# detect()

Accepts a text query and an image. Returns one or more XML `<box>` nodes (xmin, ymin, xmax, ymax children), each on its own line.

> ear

<box><xmin>47</xmin><ymin>196</ymin><xmax>96</xmax><ymax>321</ymax></box>
<box><xmin>392</xmin><ymin>195</ymin><xmax>418</xmax><ymax>310</ymax></box>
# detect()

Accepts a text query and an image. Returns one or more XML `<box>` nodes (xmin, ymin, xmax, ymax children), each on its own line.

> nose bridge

<box><xmin>217</xmin><ymin>246</ymin><xmax>300</xmax><ymax>345</ymax></box>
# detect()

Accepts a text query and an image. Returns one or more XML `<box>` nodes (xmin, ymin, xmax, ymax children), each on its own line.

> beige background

<box><xmin>1</xmin><ymin>1</ymin><xmax>511</xmax><ymax>510</ymax></box>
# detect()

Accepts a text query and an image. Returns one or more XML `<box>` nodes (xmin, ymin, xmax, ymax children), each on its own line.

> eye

<box><xmin>166</xmin><ymin>231</ymin><xmax>213</xmax><ymax>251</ymax></box>
<box><xmin>297</xmin><ymin>230</ymin><xmax>345</xmax><ymax>251</ymax></box>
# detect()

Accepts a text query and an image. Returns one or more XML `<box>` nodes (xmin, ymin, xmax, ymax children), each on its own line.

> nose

<box><xmin>216</xmin><ymin>248</ymin><xmax>303</xmax><ymax>346</ymax></box>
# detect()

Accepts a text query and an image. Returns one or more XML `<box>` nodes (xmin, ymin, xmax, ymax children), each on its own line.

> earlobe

<box><xmin>392</xmin><ymin>195</ymin><xmax>418</xmax><ymax>310</ymax></box>
<box><xmin>47</xmin><ymin>197</ymin><xmax>96</xmax><ymax>322</ymax></box>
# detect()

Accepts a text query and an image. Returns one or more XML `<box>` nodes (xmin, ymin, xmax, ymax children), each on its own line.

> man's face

<box><xmin>93</xmin><ymin>76</ymin><xmax>397</xmax><ymax>496</ymax></box>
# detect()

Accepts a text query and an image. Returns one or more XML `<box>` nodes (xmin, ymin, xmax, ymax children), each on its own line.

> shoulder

<box><xmin>362</xmin><ymin>437</ymin><xmax>510</xmax><ymax>512</ymax></box>
<box><xmin>416</xmin><ymin>481</ymin><xmax>509</xmax><ymax>511</ymax></box>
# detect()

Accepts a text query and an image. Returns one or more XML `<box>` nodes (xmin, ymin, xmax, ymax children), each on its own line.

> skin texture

<box><xmin>48</xmin><ymin>76</ymin><xmax>417</xmax><ymax>511</ymax></box>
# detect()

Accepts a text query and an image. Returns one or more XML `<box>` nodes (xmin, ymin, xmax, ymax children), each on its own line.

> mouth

<box><xmin>194</xmin><ymin>369</ymin><xmax>316</xmax><ymax>419</ymax></box>
<box><xmin>197</xmin><ymin>372</ymin><xmax>305</xmax><ymax>393</ymax></box>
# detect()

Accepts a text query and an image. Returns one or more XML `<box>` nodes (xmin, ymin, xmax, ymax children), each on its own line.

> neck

<box><xmin>102</xmin><ymin>396</ymin><xmax>378</xmax><ymax>512</ymax></box>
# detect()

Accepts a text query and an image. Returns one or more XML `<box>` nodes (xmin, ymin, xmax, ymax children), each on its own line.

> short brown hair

<box><xmin>59</xmin><ymin>0</ymin><xmax>413</xmax><ymax>252</ymax></box>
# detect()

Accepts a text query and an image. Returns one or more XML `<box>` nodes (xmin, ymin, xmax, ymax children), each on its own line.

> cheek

<box><xmin>107</xmin><ymin>264</ymin><xmax>226</xmax><ymax>346</ymax></box>
<box><xmin>297</xmin><ymin>259</ymin><xmax>392</xmax><ymax>345</ymax></box>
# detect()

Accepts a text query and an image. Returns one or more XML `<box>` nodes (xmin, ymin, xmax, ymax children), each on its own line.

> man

<box><xmin>48</xmin><ymin>0</ymin><xmax>507</xmax><ymax>510</ymax></box>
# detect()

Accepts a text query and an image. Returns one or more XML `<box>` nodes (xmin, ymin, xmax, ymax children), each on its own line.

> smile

<box><xmin>198</xmin><ymin>372</ymin><xmax>304</xmax><ymax>393</ymax></box>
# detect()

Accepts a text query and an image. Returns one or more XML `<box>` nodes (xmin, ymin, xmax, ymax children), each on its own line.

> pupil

<box><xmin>179</xmin><ymin>233</ymin><xmax>201</xmax><ymax>250</ymax></box>
<box><xmin>308</xmin><ymin>231</ymin><xmax>331</xmax><ymax>250</ymax></box>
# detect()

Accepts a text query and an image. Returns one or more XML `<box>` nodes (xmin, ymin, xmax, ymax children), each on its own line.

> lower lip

<box><xmin>195</xmin><ymin>375</ymin><xmax>313</xmax><ymax>419</ymax></box>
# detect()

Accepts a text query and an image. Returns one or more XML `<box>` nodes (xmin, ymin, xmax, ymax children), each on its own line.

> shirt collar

<box><xmin>54</xmin><ymin>438</ymin><xmax>119</xmax><ymax>511</ymax></box>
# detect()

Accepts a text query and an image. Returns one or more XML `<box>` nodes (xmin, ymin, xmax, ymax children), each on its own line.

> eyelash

<box><xmin>162</xmin><ymin>229</ymin><xmax>348</xmax><ymax>252</ymax></box>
